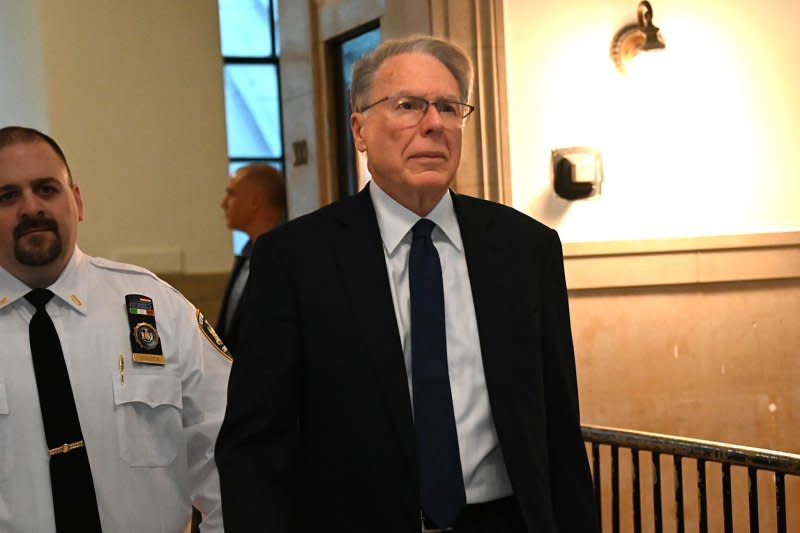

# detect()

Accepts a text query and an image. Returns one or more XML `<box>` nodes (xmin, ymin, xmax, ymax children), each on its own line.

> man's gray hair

<box><xmin>349</xmin><ymin>34</ymin><xmax>474</xmax><ymax>112</ymax></box>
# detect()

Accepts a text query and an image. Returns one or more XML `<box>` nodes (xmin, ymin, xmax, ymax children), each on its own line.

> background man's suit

<box><xmin>215</xmin><ymin>185</ymin><xmax>597</xmax><ymax>532</ymax></box>
<box><xmin>215</xmin><ymin>241</ymin><xmax>251</xmax><ymax>356</ymax></box>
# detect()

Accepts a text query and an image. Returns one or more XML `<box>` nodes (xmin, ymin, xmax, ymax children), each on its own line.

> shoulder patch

<box><xmin>196</xmin><ymin>309</ymin><xmax>233</xmax><ymax>362</ymax></box>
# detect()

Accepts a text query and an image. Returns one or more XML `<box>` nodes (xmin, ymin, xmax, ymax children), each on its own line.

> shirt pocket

<box><xmin>112</xmin><ymin>371</ymin><xmax>183</xmax><ymax>467</ymax></box>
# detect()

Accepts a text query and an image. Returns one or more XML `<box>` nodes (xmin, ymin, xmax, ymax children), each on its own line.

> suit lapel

<box><xmin>216</xmin><ymin>241</ymin><xmax>251</xmax><ymax>336</ymax></box>
<box><xmin>216</xmin><ymin>255</ymin><xmax>241</xmax><ymax>334</ymax></box>
<box><xmin>331</xmin><ymin>188</ymin><xmax>417</xmax><ymax>471</ymax></box>
<box><xmin>452</xmin><ymin>194</ymin><xmax>516</xmax><ymax>414</ymax></box>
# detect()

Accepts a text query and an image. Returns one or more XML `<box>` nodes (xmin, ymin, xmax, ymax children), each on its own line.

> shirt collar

<box><xmin>369</xmin><ymin>180</ymin><xmax>463</xmax><ymax>256</ymax></box>
<box><xmin>240</xmin><ymin>240</ymin><xmax>253</xmax><ymax>259</ymax></box>
<box><xmin>0</xmin><ymin>246</ymin><xmax>89</xmax><ymax>315</ymax></box>
<box><xmin>49</xmin><ymin>247</ymin><xmax>89</xmax><ymax>315</ymax></box>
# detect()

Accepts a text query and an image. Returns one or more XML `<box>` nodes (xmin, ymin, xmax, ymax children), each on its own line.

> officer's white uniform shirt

<box><xmin>0</xmin><ymin>247</ymin><xmax>231</xmax><ymax>532</ymax></box>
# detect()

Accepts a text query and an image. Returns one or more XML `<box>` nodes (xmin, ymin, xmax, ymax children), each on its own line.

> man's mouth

<box><xmin>14</xmin><ymin>219</ymin><xmax>58</xmax><ymax>240</ymax></box>
<box><xmin>19</xmin><ymin>228</ymin><xmax>53</xmax><ymax>237</ymax></box>
<box><xmin>410</xmin><ymin>151</ymin><xmax>447</xmax><ymax>160</ymax></box>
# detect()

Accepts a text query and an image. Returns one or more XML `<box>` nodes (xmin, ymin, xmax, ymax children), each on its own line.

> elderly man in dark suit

<box><xmin>215</xmin><ymin>35</ymin><xmax>598</xmax><ymax>533</ymax></box>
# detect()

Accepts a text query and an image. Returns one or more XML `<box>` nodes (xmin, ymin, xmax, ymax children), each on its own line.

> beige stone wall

<box><xmin>37</xmin><ymin>0</ymin><xmax>231</xmax><ymax>274</ymax></box>
<box><xmin>565</xmin><ymin>232</ymin><xmax>800</xmax><ymax>453</ymax></box>
<box><xmin>567</xmin><ymin>233</ymin><xmax>800</xmax><ymax>531</ymax></box>
<box><xmin>573</xmin><ymin>278</ymin><xmax>799</xmax><ymax>451</ymax></box>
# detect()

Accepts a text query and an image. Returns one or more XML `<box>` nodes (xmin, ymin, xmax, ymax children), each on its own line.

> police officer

<box><xmin>0</xmin><ymin>126</ymin><xmax>230</xmax><ymax>531</ymax></box>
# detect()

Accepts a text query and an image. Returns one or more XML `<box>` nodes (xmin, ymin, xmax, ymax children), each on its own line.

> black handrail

<box><xmin>583</xmin><ymin>425</ymin><xmax>800</xmax><ymax>475</ymax></box>
<box><xmin>582</xmin><ymin>424</ymin><xmax>800</xmax><ymax>533</ymax></box>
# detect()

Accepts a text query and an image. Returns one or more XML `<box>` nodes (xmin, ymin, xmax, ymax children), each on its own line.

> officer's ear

<box><xmin>72</xmin><ymin>184</ymin><xmax>85</xmax><ymax>222</ymax></box>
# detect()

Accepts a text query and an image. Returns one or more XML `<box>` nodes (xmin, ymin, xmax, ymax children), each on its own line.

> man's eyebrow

<box><xmin>0</xmin><ymin>177</ymin><xmax>63</xmax><ymax>194</ymax></box>
<box><xmin>31</xmin><ymin>176</ymin><xmax>62</xmax><ymax>184</ymax></box>
<box><xmin>399</xmin><ymin>93</ymin><xmax>462</xmax><ymax>101</ymax></box>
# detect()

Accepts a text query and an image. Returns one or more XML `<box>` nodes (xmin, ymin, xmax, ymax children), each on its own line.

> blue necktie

<box><xmin>26</xmin><ymin>289</ymin><xmax>102</xmax><ymax>531</ymax></box>
<box><xmin>410</xmin><ymin>219</ymin><xmax>466</xmax><ymax>528</ymax></box>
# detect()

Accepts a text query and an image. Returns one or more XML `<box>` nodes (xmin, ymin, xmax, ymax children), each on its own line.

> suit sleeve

<box><xmin>540</xmin><ymin>229</ymin><xmax>600</xmax><ymax>532</ymax></box>
<box><xmin>214</xmin><ymin>234</ymin><xmax>300</xmax><ymax>532</ymax></box>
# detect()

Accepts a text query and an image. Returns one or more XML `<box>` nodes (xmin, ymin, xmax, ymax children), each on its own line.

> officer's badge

<box><xmin>125</xmin><ymin>294</ymin><xmax>166</xmax><ymax>365</ymax></box>
<box><xmin>133</xmin><ymin>322</ymin><xmax>160</xmax><ymax>350</ymax></box>
<box><xmin>196</xmin><ymin>309</ymin><xmax>233</xmax><ymax>362</ymax></box>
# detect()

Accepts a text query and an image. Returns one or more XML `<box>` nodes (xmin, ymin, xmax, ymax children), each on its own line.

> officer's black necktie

<box><xmin>26</xmin><ymin>289</ymin><xmax>102</xmax><ymax>532</ymax></box>
<box><xmin>409</xmin><ymin>219</ymin><xmax>466</xmax><ymax>528</ymax></box>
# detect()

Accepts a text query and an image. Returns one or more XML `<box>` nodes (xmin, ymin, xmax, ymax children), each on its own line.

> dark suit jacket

<box><xmin>215</xmin><ymin>241</ymin><xmax>251</xmax><ymax>357</ymax></box>
<box><xmin>215</xmin><ymin>187</ymin><xmax>598</xmax><ymax>532</ymax></box>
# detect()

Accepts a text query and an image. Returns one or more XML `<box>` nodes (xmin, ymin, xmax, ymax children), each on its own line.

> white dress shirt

<box><xmin>369</xmin><ymin>182</ymin><xmax>512</xmax><ymax>504</ymax></box>
<box><xmin>0</xmin><ymin>247</ymin><xmax>230</xmax><ymax>532</ymax></box>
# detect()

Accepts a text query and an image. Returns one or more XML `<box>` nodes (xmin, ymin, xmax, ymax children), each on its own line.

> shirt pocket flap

<box><xmin>112</xmin><ymin>372</ymin><xmax>182</xmax><ymax>409</ymax></box>
<box><xmin>0</xmin><ymin>381</ymin><xmax>8</xmax><ymax>414</ymax></box>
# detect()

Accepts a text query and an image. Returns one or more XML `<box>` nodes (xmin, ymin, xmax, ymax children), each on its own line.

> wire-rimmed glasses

<box><xmin>360</xmin><ymin>95</ymin><xmax>475</xmax><ymax>129</ymax></box>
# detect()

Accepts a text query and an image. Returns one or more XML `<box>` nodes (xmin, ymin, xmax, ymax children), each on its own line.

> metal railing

<box><xmin>582</xmin><ymin>425</ymin><xmax>800</xmax><ymax>533</ymax></box>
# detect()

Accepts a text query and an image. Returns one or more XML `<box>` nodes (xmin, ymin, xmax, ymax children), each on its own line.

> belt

<box><xmin>420</xmin><ymin>495</ymin><xmax>520</xmax><ymax>532</ymax></box>
<box><xmin>421</xmin><ymin>514</ymin><xmax>453</xmax><ymax>533</ymax></box>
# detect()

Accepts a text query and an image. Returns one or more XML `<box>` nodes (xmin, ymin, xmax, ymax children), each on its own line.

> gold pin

<box><xmin>119</xmin><ymin>354</ymin><xmax>125</xmax><ymax>384</ymax></box>
<box><xmin>0</xmin><ymin>297</ymin><xmax>8</xmax><ymax>306</ymax></box>
<box><xmin>70</xmin><ymin>294</ymin><xmax>82</xmax><ymax>306</ymax></box>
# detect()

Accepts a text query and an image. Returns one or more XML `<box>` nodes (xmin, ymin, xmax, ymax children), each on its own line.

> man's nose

<box><xmin>19</xmin><ymin>190</ymin><xmax>45</xmax><ymax>216</ymax></box>
<box><xmin>418</xmin><ymin>104</ymin><xmax>446</xmax><ymax>133</ymax></box>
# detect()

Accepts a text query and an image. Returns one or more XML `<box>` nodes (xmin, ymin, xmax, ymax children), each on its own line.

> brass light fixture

<box><xmin>610</xmin><ymin>1</ymin><xmax>666</xmax><ymax>73</ymax></box>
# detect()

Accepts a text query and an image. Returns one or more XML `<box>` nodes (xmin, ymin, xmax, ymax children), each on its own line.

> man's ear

<box><xmin>72</xmin><ymin>184</ymin><xmax>85</xmax><ymax>222</ymax></box>
<box><xmin>350</xmin><ymin>113</ymin><xmax>367</xmax><ymax>152</ymax></box>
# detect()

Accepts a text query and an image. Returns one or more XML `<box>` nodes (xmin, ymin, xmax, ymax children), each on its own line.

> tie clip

<box><xmin>48</xmin><ymin>440</ymin><xmax>85</xmax><ymax>456</ymax></box>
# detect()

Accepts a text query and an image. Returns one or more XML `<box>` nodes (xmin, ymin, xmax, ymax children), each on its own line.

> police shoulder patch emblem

<box><xmin>125</xmin><ymin>294</ymin><xmax>166</xmax><ymax>365</ymax></box>
<box><xmin>133</xmin><ymin>322</ymin><xmax>160</xmax><ymax>350</ymax></box>
<box><xmin>196</xmin><ymin>309</ymin><xmax>232</xmax><ymax>362</ymax></box>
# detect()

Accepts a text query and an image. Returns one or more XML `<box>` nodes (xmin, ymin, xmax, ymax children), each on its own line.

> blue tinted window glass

<box><xmin>218</xmin><ymin>0</ymin><xmax>272</xmax><ymax>57</ymax></box>
<box><xmin>223</xmin><ymin>64</ymin><xmax>282</xmax><ymax>158</ymax></box>
<box><xmin>272</xmin><ymin>0</ymin><xmax>280</xmax><ymax>56</ymax></box>
<box><xmin>232</xmin><ymin>230</ymin><xmax>249</xmax><ymax>256</ymax></box>
<box><xmin>341</xmin><ymin>28</ymin><xmax>380</xmax><ymax>90</ymax></box>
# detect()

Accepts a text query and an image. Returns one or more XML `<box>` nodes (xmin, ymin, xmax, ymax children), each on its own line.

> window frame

<box><xmin>220</xmin><ymin>0</ymin><xmax>285</xmax><ymax>171</ymax></box>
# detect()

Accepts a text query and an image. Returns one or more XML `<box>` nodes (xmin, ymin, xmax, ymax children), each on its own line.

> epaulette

<box><xmin>88</xmin><ymin>256</ymin><xmax>185</xmax><ymax>297</ymax></box>
<box><xmin>89</xmin><ymin>256</ymin><xmax>164</xmax><ymax>281</ymax></box>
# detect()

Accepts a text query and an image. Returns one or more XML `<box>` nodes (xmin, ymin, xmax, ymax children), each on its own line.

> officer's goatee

<box><xmin>13</xmin><ymin>215</ymin><xmax>62</xmax><ymax>266</ymax></box>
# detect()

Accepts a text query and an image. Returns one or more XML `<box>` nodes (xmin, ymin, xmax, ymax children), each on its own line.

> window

<box><xmin>330</xmin><ymin>23</ymin><xmax>380</xmax><ymax>198</ymax></box>
<box><xmin>218</xmin><ymin>0</ymin><xmax>283</xmax><ymax>254</ymax></box>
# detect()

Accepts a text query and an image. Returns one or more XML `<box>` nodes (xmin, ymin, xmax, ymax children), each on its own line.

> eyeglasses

<box><xmin>359</xmin><ymin>95</ymin><xmax>475</xmax><ymax>129</ymax></box>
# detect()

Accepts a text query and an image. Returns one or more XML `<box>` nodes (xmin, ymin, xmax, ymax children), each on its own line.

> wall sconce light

<box><xmin>610</xmin><ymin>1</ymin><xmax>666</xmax><ymax>73</ymax></box>
<box><xmin>552</xmin><ymin>147</ymin><xmax>604</xmax><ymax>201</ymax></box>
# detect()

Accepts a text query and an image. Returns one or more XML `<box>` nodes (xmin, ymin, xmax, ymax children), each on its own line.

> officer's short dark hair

<box><xmin>0</xmin><ymin>126</ymin><xmax>74</xmax><ymax>185</ymax></box>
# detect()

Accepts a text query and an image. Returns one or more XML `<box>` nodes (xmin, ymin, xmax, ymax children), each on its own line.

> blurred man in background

<box><xmin>217</xmin><ymin>163</ymin><xmax>285</xmax><ymax>355</ymax></box>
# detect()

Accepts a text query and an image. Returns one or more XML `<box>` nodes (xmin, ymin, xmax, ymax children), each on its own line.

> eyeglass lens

<box><xmin>388</xmin><ymin>96</ymin><xmax>470</xmax><ymax>127</ymax></box>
